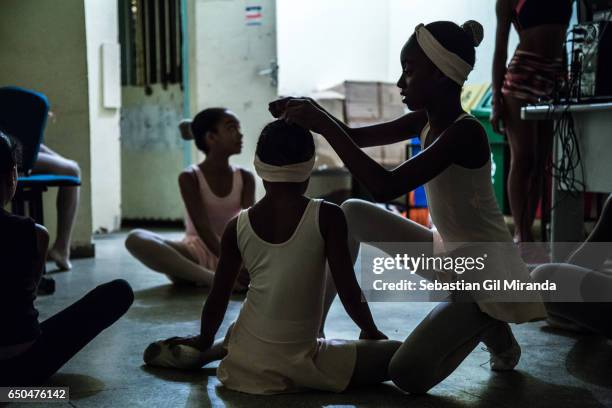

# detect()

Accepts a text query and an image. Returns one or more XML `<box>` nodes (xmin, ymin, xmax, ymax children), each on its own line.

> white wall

<box><xmin>85</xmin><ymin>0</ymin><xmax>122</xmax><ymax>232</ymax></box>
<box><xmin>278</xmin><ymin>0</ymin><xmax>519</xmax><ymax>95</ymax></box>
<box><xmin>191</xmin><ymin>0</ymin><xmax>278</xmax><ymax>175</ymax></box>
<box><xmin>277</xmin><ymin>0</ymin><xmax>390</xmax><ymax>95</ymax></box>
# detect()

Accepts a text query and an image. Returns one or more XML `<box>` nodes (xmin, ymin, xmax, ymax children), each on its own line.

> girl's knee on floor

<box><xmin>125</xmin><ymin>229</ymin><xmax>153</xmax><ymax>252</ymax></box>
<box><xmin>35</xmin><ymin>224</ymin><xmax>49</xmax><ymax>257</ymax></box>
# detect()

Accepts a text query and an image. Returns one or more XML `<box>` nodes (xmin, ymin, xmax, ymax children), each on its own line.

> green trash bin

<box><xmin>471</xmin><ymin>87</ymin><xmax>508</xmax><ymax>214</ymax></box>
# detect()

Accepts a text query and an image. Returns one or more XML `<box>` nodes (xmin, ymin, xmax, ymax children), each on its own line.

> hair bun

<box><xmin>462</xmin><ymin>20</ymin><xmax>484</xmax><ymax>47</ymax></box>
<box><xmin>178</xmin><ymin>119</ymin><xmax>195</xmax><ymax>141</ymax></box>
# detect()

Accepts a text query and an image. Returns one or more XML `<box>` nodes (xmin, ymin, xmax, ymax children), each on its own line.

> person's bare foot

<box><xmin>48</xmin><ymin>247</ymin><xmax>72</xmax><ymax>271</ymax></box>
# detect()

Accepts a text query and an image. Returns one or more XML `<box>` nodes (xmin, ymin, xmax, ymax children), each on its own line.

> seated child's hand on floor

<box><xmin>143</xmin><ymin>335</ymin><xmax>210</xmax><ymax>370</ymax></box>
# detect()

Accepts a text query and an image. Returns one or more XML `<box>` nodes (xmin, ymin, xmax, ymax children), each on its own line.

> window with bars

<box><xmin>119</xmin><ymin>0</ymin><xmax>183</xmax><ymax>93</ymax></box>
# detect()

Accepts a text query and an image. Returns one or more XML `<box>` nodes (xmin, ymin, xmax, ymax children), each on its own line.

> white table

<box><xmin>522</xmin><ymin>102</ymin><xmax>612</xmax><ymax>260</ymax></box>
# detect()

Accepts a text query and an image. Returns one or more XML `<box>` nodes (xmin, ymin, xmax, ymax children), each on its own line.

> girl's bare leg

<box><xmin>389</xmin><ymin>302</ymin><xmax>514</xmax><ymax>394</ymax></box>
<box><xmin>319</xmin><ymin>199</ymin><xmax>433</xmax><ymax>335</ymax></box>
<box><xmin>504</xmin><ymin>95</ymin><xmax>539</xmax><ymax>242</ymax></box>
<box><xmin>125</xmin><ymin>229</ymin><xmax>215</xmax><ymax>286</ymax></box>
<box><xmin>32</xmin><ymin>148</ymin><xmax>80</xmax><ymax>270</ymax></box>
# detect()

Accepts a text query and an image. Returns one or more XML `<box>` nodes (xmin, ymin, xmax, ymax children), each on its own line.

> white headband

<box><xmin>254</xmin><ymin>155</ymin><xmax>315</xmax><ymax>183</ymax></box>
<box><xmin>414</xmin><ymin>24</ymin><xmax>473</xmax><ymax>86</ymax></box>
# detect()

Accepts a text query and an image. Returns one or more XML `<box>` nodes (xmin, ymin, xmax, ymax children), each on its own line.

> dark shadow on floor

<box><xmin>212</xmin><ymin>382</ymin><xmax>474</xmax><ymax>408</ymax></box>
<box><xmin>143</xmin><ymin>364</ymin><xmax>472</xmax><ymax>408</ymax></box>
<box><xmin>566</xmin><ymin>337</ymin><xmax>612</xmax><ymax>388</ymax></box>
<box><xmin>477</xmin><ymin>370</ymin><xmax>607</xmax><ymax>408</ymax></box>
<box><xmin>539</xmin><ymin>325</ymin><xmax>590</xmax><ymax>340</ymax></box>
<box><xmin>137</xmin><ymin>350</ymin><xmax>610</xmax><ymax>407</ymax></box>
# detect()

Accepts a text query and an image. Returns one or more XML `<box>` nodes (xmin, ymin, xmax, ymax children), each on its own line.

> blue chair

<box><xmin>0</xmin><ymin>86</ymin><xmax>81</xmax><ymax>225</ymax></box>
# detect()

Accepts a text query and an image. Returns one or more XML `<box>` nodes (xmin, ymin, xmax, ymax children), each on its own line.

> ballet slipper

<box><xmin>48</xmin><ymin>248</ymin><xmax>72</xmax><ymax>271</ymax></box>
<box><xmin>488</xmin><ymin>336</ymin><xmax>521</xmax><ymax>371</ymax></box>
<box><xmin>143</xmin><ymin>340</ymin><xmax>207</xmax><ymax>370</ymax></box>
<box><xmin>481</xmin><ymin>322</ymin><xmax>521</xmax><ymax>371</ymax></box>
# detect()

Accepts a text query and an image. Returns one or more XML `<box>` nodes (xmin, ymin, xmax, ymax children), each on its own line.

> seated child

<box><xmin>125</xmin><ymin>108</ymin><xmax>255</xmax><ymax>289</ymax></box>
<box><xmin>144</xmin><ymin>120</ymin><xmax>401</xmax><ymax>395</ymax></box>
<box><xmin>532</xmin><ymin>193</ymin><xmax>612</xmax><ymax>339</ymax></box>
<box><xmin>33</xmin><ymin>142</ymin><xmax>80</xmax><ymax>271</ymax></box>
<box><xmin>0</xmin><ymin>132</ymin><xmax>133</xmax><ymax>386</ymax></box>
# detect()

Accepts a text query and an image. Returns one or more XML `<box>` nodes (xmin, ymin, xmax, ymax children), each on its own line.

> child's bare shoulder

<box><xmin>318</xmin><ymin>200</ymin><xmax>347</xmax><ymax>237</ymax></box>
<box><xmin>448</xmin><ymin>117</ymin><xmax>486</xmax><ymax>143</ymax></box>
<box><xmin>178</xmin><ymin>166</ymin><xmax>198</xmax><ymax>186</ymax></box>
<box><xmin>238</xmin><ymin>168</ymin><xmax>255</xmax><ymax>183</ymax></box>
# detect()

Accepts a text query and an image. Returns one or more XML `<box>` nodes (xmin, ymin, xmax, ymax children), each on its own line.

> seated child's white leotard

<box><xmin>421</xmin><ymin>113</ymin><xmax>547</xmax><ymax>323</ymax></box>
<box><xmin>218</xmin><ymin>199</ymin><xmax>357</xmax><ymax>395</ymax></box>
<box><xmin>182</xmin><ymin>165</ymin><xmax>243</xmax><ymax>270</ymax></box>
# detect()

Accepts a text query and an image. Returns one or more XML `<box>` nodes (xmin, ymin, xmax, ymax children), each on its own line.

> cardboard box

<box><xmin>313</xmin><ymin>81</ymin><xmax>408</xmax><ymax>168</ymax></box>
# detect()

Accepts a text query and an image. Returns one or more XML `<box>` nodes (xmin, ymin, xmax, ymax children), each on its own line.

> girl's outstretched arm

<box><xmin>270</xmin><ymin>97</ymin><xmax>427</xmax><ymax>148</ymax></box>
<box><xmin>320</xmin><ymin>202</ymin><xmax>386</xmax><ymax>339</ymax></box>
<box><xmin>179</xmin><ymin>168</ymin><xmax>221</xmax><ymax>256</ymax></box>
<box><xmin>197</xmin><ymin>217</ymin><xmax>243</xmax><ymax>349</ymax></box>
<box><xmin>165</xmin><ymin>217</ymin><xmax>242</xmax><ymax>351</ymax></box>
<box><xmin>364</xmin><ymin>119</ymin><xmax>488</xmax><ymax>201</ymax></box>
<box><xmin>285</xmin><ymin>100</ymin><xmax>488</xmax><ymax>202</ymax></box>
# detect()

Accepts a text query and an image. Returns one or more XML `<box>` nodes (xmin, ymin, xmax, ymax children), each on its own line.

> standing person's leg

<box><xmin>125</xmin><ymin>229</ymin><xmax>216</xmax><ymax>286</ymax></box>
<box><xmin>388</xmin><ymin>302</ymin><xmax>515</xmax><ymax>394</ymax></box>
<box><xmin>32</xmin><ymin>146</ymin><xmax>80</xmax><ymax>270</ymax></box>
<box><xmin>319</xmin><ymin>199</ymin><xmax>433</xmax><ymax>335</ymax></box>
<box><xmin>534</xmin><ymin>120</ymin><xmax>554</xmax><ymax>232</ymax></box>
<box><xmin>4</xmin><ymin>279</ymin><xmax>133</xmax><ymax>386</ymax></box>
<box><xmin>504</xmin><ymin>95</ymin><xmax>539</xmax><ymax>242</ymax></box>
<box><xmin>348</xmin><ymin>340</ymin><xmax>403</xmax><ymax>387</ymax></box>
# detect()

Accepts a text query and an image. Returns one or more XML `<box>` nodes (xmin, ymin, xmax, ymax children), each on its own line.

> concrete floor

<box><xmin>10</xmin><ymin>231</ymin><xmax>612</xmax><ymax>408</ymax></box>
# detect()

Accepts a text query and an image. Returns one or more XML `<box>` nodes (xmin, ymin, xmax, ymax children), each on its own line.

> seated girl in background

<box><xmin>144</xmin><ymin>120</ymin><xmax>401</xmax><ymax>395</ymax></box>
<box><xmin>125</xmin><ymin>108</ymin><xmax>255</xmax><ymax>289</ymax></box>
<box><xmin>0</xmin><ymin>132</ymin><xmax>133</xmax><ymax>386</ymax></box>
<box><xmin>34</xmin><ymin>141</ymin><xmax>81</xmax><ymax>271</ymax></box>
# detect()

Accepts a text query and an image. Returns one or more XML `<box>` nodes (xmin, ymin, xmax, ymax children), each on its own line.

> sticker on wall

<box><xmin>245</xmin><ymin>5</ymin><xmax>263</xmax><ymax>26</ymax></box>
